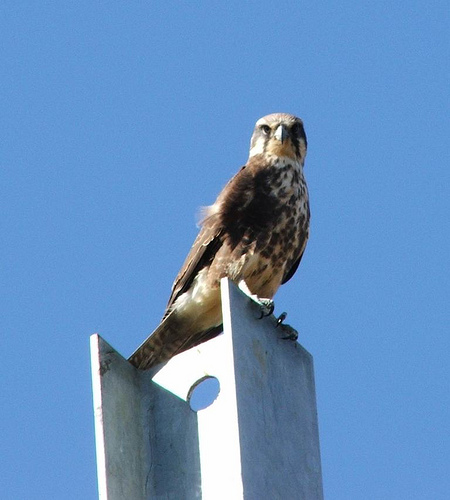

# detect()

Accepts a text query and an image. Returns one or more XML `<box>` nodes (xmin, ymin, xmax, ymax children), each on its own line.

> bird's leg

<box><xmin>275</xmin><ymin>311</ymin><xmax>299</xmax><ymax>341</ymax></box>
<box><xmin>238</xmin><ymin>280</ymin><xmax>274</xmax><ymax>318</ymax></box>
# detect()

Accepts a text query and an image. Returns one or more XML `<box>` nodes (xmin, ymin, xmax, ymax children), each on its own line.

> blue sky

<box><xmin>1</xmin><ymin>2</ymin><xmax>448</xmax><ymax>498</ymax></box>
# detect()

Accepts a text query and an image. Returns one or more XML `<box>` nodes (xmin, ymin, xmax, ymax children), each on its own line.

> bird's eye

<box><xmin>260</xmin><ymin>125</ymin><xmax>271</xmax><ymax>135</ymax></box>
<box><xmin>291</xmin><ymin>123</ymin><xmax>301</xmax><ymax>135</ymax></box>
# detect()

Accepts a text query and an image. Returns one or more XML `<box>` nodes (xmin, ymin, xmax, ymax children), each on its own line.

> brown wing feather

<box><xmin>163</xmin><ymin>214</ymin><xmax>223</xmax><ymax>316</ymax></box>
<box><xmin>163</xmin><ymin>165</ymin><xmax>249</xmax><ymax>315</ymax></box>
<box><xmin>282</xmin><ymin>247</ymin><xmax>305</xmax><ymax>284</ymax></box>
<box><xmin>282</xmin><ymin>201</ymin><xmax>310</xmax><ymax>285</ymax></box>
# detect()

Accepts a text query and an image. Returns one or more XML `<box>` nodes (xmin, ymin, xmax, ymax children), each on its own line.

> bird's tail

<box><xmin>128</xmin><ymin>310</ymin><xmax>222</xmax><ymax>370</ymax></box>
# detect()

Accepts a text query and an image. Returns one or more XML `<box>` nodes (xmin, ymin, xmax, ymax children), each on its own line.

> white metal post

<box><xmin>91</xmin><ymin>278</ymin><xmax>323</xmax><ymax>499</ymax></box>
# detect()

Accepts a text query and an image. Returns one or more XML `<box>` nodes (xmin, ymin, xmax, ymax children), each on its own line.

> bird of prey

<box><xmin>129</xmin><ymin>113</ymin><xmax>310</xmax><ymax>370</ymax></box>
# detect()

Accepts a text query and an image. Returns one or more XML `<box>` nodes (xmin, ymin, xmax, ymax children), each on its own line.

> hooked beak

<box><xmin>274</xmin><ymin>124</ymin><xmax>288</xmax><ymax>144</ymax></box>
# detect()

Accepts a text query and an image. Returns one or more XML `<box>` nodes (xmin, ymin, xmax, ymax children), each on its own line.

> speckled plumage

<box><xmin>129</xmin><ymin>113</ymin><xmax>310</xmax><ymax>370</ymax></box>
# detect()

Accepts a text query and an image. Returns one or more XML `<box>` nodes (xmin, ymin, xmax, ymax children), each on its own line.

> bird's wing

<box><xmin>128</xmin><ymin>215</ymin><xmax>224</xmax><ymax>370</ymax></box>
<box><xmin>281</xmin><ymin>248</ymin><xmax>305</xmax><ymax>284</ymax></box>
<box><xmin>164</xmin><ymin>165</ymin><xmax>249</xmax><ymax>315</ymax></box>
<box><xmin>163</xmin><ymin>213</ymin><xmax>223</xmax><ymax>315</ymax></box>
<box><xmin>281</xmin><ymin>202</ymin><xmax>310</xmax><ymax>285</ymax></box>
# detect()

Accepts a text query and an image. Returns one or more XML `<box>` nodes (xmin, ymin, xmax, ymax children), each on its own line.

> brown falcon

<box><xmin>129</xmin><ymin>113</ymin><xmax>310</xmax><ymax>370</ymax></box>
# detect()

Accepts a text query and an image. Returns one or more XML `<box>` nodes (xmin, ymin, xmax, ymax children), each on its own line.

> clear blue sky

<box><xmin>1</xmin><ymin>2</ymin><xmax>448</xmax><ymax>499</ymax></box>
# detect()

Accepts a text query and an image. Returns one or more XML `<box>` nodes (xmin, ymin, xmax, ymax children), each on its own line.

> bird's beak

<box><xmin>274</xmin><ymin>124</ymin><xmax>288</xmax><ymax>144</ymax></box>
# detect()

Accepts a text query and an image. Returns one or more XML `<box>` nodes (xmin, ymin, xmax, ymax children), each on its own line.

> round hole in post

<box><xmin>187</xmin><ymin>376</ymin><xmax>220</xmax><ymax>411</ymax></box>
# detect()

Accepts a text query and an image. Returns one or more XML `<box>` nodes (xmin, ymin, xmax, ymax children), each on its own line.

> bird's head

<box><xmin>249</xmin><ymin>113</ymin><xmax>307</xmax><ymax>164</ymax></box>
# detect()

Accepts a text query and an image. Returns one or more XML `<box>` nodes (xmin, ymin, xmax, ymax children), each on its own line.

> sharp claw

<box><xmin>258</xmin><ymin>298</ymin><xmax>274</xmax><ymax>318</ymax></box>
<box><xmin>276</xmin><ymin>312</ymin><xmax>287</xmax><ymax>327</ymax></box>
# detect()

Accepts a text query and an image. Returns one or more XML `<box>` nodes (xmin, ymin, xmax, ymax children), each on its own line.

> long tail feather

<box><xmin>128</xmin><ymin>310</ymin><xmax>222</xmax><ymax>370</ymax></box>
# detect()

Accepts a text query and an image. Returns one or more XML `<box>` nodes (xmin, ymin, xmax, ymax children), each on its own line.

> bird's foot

<box><xmin>238</xmin><ymin>280</ymin><xmax>275</xmax><ymax>318</ymax></box>
<box><xmin>279</xmin><ymin>324</ymin><xmax>299</xmax><ymax>341</ymax></box>
<box><xmin>276</xmin><ymin>313</ymin><xmax>298</xmax><ymax>341</ymax></box>
<box><xmin>258</xmin><ymin>298</ymin><xmax>275</xmax><ymax>318</ymax></box>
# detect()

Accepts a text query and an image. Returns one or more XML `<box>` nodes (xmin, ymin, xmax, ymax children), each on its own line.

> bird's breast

<box><xmin>222</xmin><ymin>165</ymin><xmax>308</xmax><ymax>298</ymax></box>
